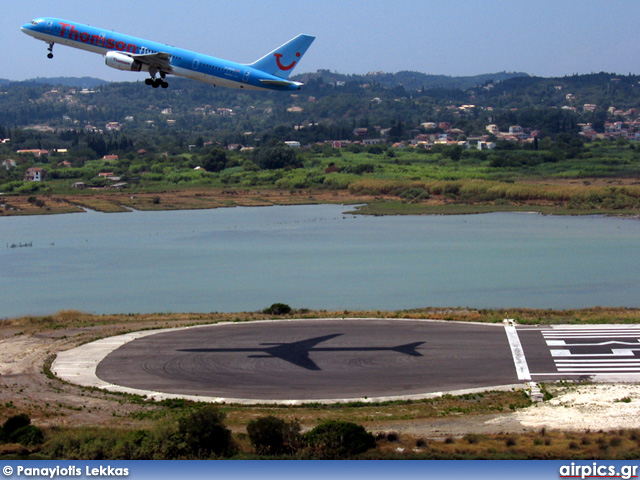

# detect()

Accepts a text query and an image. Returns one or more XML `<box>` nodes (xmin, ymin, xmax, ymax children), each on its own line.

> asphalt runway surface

<box><xmin>96</xmin><ymin>319</ymin><xmax>521</xmax><ymax>401</ymax></box>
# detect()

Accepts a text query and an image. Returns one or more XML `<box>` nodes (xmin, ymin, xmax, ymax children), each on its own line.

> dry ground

<box><xmin>0</xmin><ymin>189</ymin><xmax>380</xmax><ymax>216</ymax></box>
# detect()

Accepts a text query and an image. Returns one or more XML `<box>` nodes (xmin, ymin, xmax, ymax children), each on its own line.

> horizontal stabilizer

<box><xmin>259</xmin><ymin>79</ymin><xmax>303</xmax><ymax>87</ymax></box>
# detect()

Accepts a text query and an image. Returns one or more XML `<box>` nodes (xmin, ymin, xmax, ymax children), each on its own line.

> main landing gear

<box><xmin>145</xmin><ymin>70</ymin><xmax>168</xmax><ymax>89</ymax></box>
<box><xmin>47</xmin><ymin>43</ymin><xmax>54</xmax><ymax>59</ymax></box>
<box><xmin>145</xmin><ymin>78</ymin><xmax>169</xmax><ymax>88</ymax></box>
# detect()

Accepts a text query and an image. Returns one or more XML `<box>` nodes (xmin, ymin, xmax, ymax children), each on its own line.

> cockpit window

<box><xmin>30</xmin><ymin>19</ymin><xmax>43</xmax><ymax>26</ymax></box>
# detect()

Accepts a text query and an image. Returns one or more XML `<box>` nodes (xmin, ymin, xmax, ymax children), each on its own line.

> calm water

<box><xmin>1</xmin><ymin>205</ymin><xmax>639</xmax><ymax>318</ymax></box>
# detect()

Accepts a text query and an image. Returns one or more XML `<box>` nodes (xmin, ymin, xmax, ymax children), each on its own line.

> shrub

<box><xmin>303</xmin><ymin>421</ymin><xmax>375</xmax><ymax>459</ymax></box>
<box><xmin>263</xmin><ymin>303</ymin><xmax>292</xmax><ymax>315</ymax></box>
<box><xmin>1</xmin><ymin>414</ymin><xmax>44</xmax><ymax>446</ymax></box>
<box><xmin>3</xmin><ymin>414</ymin><xmax>32</xmax><ymax>435</ymax></box>
<box><xmin>10</xmin><ymin>425</ymin><xmax>44</xmax><ymax>446</ymax></box>
<box><xmin>176</xmin><ymin>406</ymin><xmax>235</xmax><ymax>458</ymax></box>
<box><xmin>246</xmin><ymin>416</ymin><xmax>301</xmax><ymax>455</ymax></box>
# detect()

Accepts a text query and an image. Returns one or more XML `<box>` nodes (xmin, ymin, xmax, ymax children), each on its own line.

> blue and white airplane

<box><xmin>21</xmin><ymin>17</ymin><xmax>314</xmax><ymax>91</ymax></box>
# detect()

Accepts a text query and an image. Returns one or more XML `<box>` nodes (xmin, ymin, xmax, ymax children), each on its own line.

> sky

<box><xmin>4</xmin><ymin>0</ymin><xmax>640</xmax><ymax>81</ymax></box>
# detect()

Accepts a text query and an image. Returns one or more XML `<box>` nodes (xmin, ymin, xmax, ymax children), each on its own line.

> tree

<box><xmin>304</xmin><ymin>421</ymin><xmax>375</xmax><ymax>459</ymax></box>
<box><xmin>177</xmin><ymin>406</ymin><xmax>235</xmax><ymax>458</ymax></box>
<box><xmin>253</xmin><ymin>140</ymin><xmax>301</xmax><ymax>170</ymax></box>
<box><xmin>247</xmin><ymin>416</ymin><xmax>301</xmax><ymax>455</ymax></box>
<box><xmin>447</xmin><ymin>145</ymin><xmax>463</xmax><ymax>162</ymax></box>
<box><xmin>263</xmin><ymin>303</ymin><xmax>292</xmax><ymax>315</ymax></box>
<box><xmin>202</xmin><ymin>148</ymin><xmax>228</xmax><ymax>172</ymax></box>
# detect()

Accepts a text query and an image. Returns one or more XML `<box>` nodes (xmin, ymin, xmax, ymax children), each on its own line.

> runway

<box><xmin>52</xmin><ymin>319</ymin><xmax>640</xmax><ymax>404</ymax></box>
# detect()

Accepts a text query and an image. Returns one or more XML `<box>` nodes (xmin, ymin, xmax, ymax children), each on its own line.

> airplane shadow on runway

<box><xmin>178</xmin><ymin>333</ymin><xmax>425</xmax><ymax>371</ymax></box>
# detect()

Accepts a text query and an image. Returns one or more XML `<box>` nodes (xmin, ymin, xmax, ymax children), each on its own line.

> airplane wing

<box><xmin>249</xmin><ymin>350</ymin><xmax>321</xmax><ymax>371</ymax></box>
<box><xmin>128</xmin><ymin>52</ymin><xmax>173</xmax><ymax>72</ymax></box>
<box><xmin>257</xmin><ymin>334</ymin><xmax>343</xmax><ymax>371</ymax></box>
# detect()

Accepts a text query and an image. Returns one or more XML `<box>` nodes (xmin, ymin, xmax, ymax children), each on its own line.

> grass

<box><xmin>369</xmin><ymin>428</ymin><xmax>640</xmax><ymax>459</ymax></box>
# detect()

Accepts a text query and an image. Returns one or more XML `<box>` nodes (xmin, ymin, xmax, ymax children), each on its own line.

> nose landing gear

<box><xmin>47</xmin><ymin>43</ymin><xmax>54</xmax><ymax>59</ymax></box>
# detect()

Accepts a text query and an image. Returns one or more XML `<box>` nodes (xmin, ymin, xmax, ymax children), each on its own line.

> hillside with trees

<box><xmin>1</xmin><ymin>70</ymin><xmax>640</xmax><ymax>216</ymax></box>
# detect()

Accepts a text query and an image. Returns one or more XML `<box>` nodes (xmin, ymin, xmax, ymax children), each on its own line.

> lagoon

<box><xmin>1</xmin><ymin>205</ymin><xmax>639</xmax><ymax>318</ymax></box>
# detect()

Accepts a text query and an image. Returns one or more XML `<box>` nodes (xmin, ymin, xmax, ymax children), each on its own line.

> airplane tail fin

<box><xmin>248</xmin><ymin>34</ymin><xmax>315</xmax><ymax>79</ymax></box>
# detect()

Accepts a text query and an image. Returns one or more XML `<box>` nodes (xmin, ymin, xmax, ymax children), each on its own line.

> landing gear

<box><xmin>146</xmin><ymin>70</ymin><xmax>168</xmax><ymax>89</ymax></box>
<box><xmin>47</xmin><ymin>43</ymin><xmax>54</xmax><ymax>59</ymax></box>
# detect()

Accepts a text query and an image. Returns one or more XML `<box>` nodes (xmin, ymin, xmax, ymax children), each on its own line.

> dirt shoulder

<box><xmin>1</xmin><ymin>310</ymin><xmax>639</xmax><ymax>437</ymax></box>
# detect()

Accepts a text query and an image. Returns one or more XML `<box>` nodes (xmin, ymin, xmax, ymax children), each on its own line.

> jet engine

<box><xmin>105</xmin><ymin>51</ymin><xmax>142</xmax><ymax>72</ymax></box>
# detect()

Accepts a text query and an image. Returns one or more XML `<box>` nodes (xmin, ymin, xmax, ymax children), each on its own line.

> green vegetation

<box><xmin>0</xmin><ymin>414</ymin><xmax>44</xmax><ymax>447</ymax></box>
<box><xmin>263</xmin><ymin>303</ymin><xmax>293</xmax><ymax>315</ymax></box>
<box><xmin>304</xmin><ymin>421</ymin><xmax>376</xmax><ymax>459</ymax></box>
<box><xmin>5</xmin><ymin>407</ymin><xmax>640</xmax><ymax>460</ymax></box>
<box><xmin>2</xmin><ymin>141</ymin><xmax>640</xmax><ymax>216</ymax></box>
<box><xmin>246</xmin><ymin>416</ymin><xmax>301</xmax><ymax>455</ymax></box>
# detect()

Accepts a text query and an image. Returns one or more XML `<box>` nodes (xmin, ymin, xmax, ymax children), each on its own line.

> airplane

<box><xmin>20</xmin><ymin>17</ymin><xmax>314</xmax><ymax>91</ymax></box>
<box><xmin>179</xmin><ymin>333</ymin><xmax>424</xmax><ymax>371</ymax></box>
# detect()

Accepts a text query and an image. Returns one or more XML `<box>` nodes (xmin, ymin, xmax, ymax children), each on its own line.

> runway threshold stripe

<box><xmin>556</xmin><ymin>360</ymin><xmax>640</xmax><ymax>363</ymax></box>
<box><xmin>505</xmin><ymin>324</ymin><xmax>531</xmax><ymax>381</ymax></box>
<box><xmin>558</xmin><ymin>367</ymin><xmax>640</xmax><ymax>373</ymax></box>
<box><xmin>549</xmin><ymin>325</ymin><xmax>640</xmax><ymax>329</ymax></box>
<box><xmin>556</xmin><ymin>363</ymin><xmax>640</xmax><ymax>367</ymax></box>
<box><xmin>543</xmin><ymin>334</ymin><xmax>640</xmax><ymax>338</ymax></box>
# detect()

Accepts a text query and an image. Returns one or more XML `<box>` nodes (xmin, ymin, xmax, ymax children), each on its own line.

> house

<box><xmin>17</xmin><ymin>149</ymin><xmax>49</xmax><ymax>157</ymax></box>
<box><xmin>103</xmin><ymin>155</ymin><xmax>119</xmax><ymax>162</ymax></box>
<box><xmin>284</xmin><ymin>141</ymin><xmax>301</xmax><ymax>148</ymax></box>
<box><xmin>486</xmin><ymin>124</ymin><xmax>499</xmax><ymax>135</ymax></box>
<box><xmin>2</xmin><ymin>159</ymin><xmax>16</xmax><ymax>169</ymax></box>
<box><xmin>24</xmin><ymin>167</ymin><xmax>46</xmax><ymax>182</ymax></box>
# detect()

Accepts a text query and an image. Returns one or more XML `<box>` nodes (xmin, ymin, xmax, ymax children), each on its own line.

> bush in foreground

<box><xmin>177</xmin><ymin>406</ymin><xmax>236</xmax><ymax>458</ymax></box>
<box><xmin>304</xmin><ymin>420</ymin><xmax>376</xmax><ymax>459</ymax></box>
<box><xmin>1</xmin><ymin>414</ymin><xmax>44</xmax><ymax>446</ymax></box>
<box><xmin>247</xmin><ymin>416</ymin><xmax>301</xmax><ymax>455</ymax></box>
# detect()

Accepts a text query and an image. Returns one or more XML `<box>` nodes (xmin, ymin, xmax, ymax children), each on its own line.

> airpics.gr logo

<box><xmin>274</xmin><ymin>52</ymin><xmax>301</xmax><ymax>71</ymax></box>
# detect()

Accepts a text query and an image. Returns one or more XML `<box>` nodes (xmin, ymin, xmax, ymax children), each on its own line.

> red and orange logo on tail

<box><xmin>275</xmin><ymin>52</ymin><xmax>301</xmax><ymax>71</ymax></box>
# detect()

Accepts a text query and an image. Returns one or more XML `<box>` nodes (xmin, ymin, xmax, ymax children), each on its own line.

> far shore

<box><xmin>2</xmin><ymin>181</ymin><xmax>640</xmax><ymax>217</ymax></box>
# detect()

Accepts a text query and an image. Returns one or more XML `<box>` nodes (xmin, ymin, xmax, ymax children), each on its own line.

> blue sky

<box><xmin>5</xmin><ymin>0</ymin><xmax>640</xmax><ymax>81</ymax></box>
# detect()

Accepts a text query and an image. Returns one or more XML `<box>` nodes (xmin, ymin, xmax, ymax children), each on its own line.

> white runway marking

<box><xmin>542</xmin><ymin>325</ymin><xmax>640</xmax><ymax>375</ymax></box>
<box><xmin>505</xmin><ymin>322</ymin><xmax>531</xmax><ymax>381</ymax></box>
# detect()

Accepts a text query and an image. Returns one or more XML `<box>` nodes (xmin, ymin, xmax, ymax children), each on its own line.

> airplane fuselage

<box><xmin>21</xmin><ymin>18</ymin><xmax>313</xmax><ymax>91</ymax></box>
